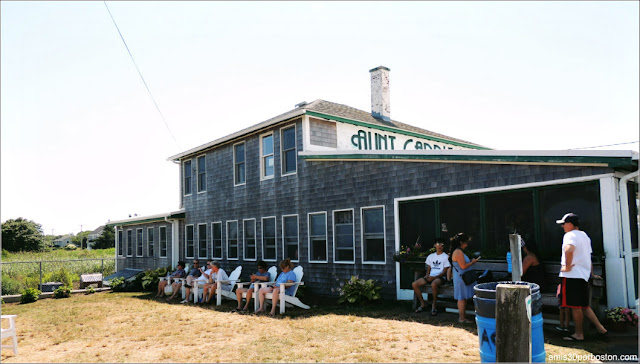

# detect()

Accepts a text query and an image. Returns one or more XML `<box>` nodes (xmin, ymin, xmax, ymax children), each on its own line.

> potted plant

<box><xmin>604</xmin><ymin>307</ymin><xmax>638</xmax><ymax>332</ymax></box>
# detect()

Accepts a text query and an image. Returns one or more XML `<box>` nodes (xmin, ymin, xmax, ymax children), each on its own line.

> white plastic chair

<box><xmin>215</xmin><ymin>266</ymin><xmax>242</xmax><ymax>306</ymax></box>
<box><xmin>1</xmin><ymin>315</ymin><xmax>18</xmax><ymax>355</ymax></box>
<box><xmin>236</xmin><ymin>266</ymin><xmax>277</xmax><ymax>312</ymax></box>
<box><xmin>256</xmin><ymin>266</ymin><xmax>310</xmax><ymax>314</ymax></box>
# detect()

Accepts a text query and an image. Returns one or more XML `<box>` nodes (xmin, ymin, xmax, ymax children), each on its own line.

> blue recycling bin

<box><xmin>474</xmin><ymin>281</ymin><xmax>546</xmax><ymax>362</ymax></box>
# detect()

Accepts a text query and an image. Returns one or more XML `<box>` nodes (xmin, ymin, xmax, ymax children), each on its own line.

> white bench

<box><xmin>1</xmin><ymin>315</ymin><xmax>18</xmax><ymax>355</ymax></box>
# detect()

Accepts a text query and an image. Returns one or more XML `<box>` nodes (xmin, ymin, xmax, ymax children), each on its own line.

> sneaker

<box><xmin>555</xmin><ymin>326</ymin><xmax>569</xmax><ymax>333</ymax></box>
<box><xmin>180</xmin><ymin>299</ymin><xmax>189</xmax><ymax>304</ymax></box>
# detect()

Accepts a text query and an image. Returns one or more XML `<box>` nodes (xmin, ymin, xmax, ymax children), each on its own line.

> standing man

<box><xmin>412</xmin><ymin>238</ymin><xmax>451</xmax><ymax>316</ymax></box>
<box><xmin>556</xmin><ymin>213</ymin><xmax>608</xmax><ymax>341</ymax></box>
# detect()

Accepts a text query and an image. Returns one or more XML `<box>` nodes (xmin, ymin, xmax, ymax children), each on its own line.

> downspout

<box><xmin>165</xmin><ymin>216</ymin><xmax>180</xmax><ymax>268</ymax></box>
<box><xmin>115</xmin><ymin>225</ymin><xmax>120</xmax><ymax>272</ymax></box>
<box><xmin>619</xmin><ymin>171</ymin><xmax>639</xmax><ymax>309</ymax></box>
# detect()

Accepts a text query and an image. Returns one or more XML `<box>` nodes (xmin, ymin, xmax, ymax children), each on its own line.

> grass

<box><xmin>1</xmin><ymin>248</ymin><xmax>115</xmax><ymax>262</ymax></box>
<box><xmin>2</xmin><ymin>292</ymin><xmax>634</xmax><ymax>363</ymax></box>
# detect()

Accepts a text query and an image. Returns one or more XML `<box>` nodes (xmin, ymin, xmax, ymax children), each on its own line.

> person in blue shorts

<box><xmin>256</xmin><ymin>258</ymin><xmax>297</xmax><ymax>316</ymax></box>
<box><xmin>234</xmin><ymin>260</ymin><xmax>270</xmax><ymax>312</ymax></box>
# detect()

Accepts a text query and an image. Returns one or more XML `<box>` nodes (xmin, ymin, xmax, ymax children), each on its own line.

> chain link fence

<box><xmin>1</xmin><ymin>258</ymin><xmax>116</xmax><ymax>296</ymax></box>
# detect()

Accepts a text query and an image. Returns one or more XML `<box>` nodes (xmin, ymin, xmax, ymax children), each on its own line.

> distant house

<box><xmin>86</xmin><ymin>226</ymin><xmax>105</xmax><ymax>250</ymax></box>
<box><xmin>53</xmin><ymin>235</ymin><xmax>74</xmax><ymax>248</ymax></box>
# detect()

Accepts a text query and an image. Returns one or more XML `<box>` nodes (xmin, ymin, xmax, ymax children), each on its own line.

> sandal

<box><xmin>431</xmin><ymin>308</ymin><xmax>438</xmax><ymax>316</ymax></box>
<box><xmin>563</xmin><ymin>335</ymin><xmax>584</xmax><ymax>341</ymax></box>
<box><xmin>414</xmin><ymin>306</ymin><xmax>425</xmax><ymax>313</ymax></box>
<box><xmin>458</xmin><ymin>319</ymin><xmax>473</xmax><ymax>324</ymax></box>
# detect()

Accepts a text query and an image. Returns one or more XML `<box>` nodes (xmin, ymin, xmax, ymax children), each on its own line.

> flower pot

<box><xmin>607</xmin><ymin>320</ymin><xmax>629</xmax><ymax>332</ymax></box>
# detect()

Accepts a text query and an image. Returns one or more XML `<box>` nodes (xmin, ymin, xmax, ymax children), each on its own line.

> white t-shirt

<box><xmin>425</xmin><ymin>252</ymin><xmax>451</xmax><ymax>277</ymax></box>
<box><xmin>195</xmin><ymin>269</ymin><xmax>213</xmax><ymax>284</ymax></box>
<box><xmin>213</xmin><ymin>268</ymin><xmax>231</xmax><ymax>290</ymax></box>
<box><xmin>559</xmin><ymin>229</ymin><xmax>592</xmax><ymax>281</ymax></box>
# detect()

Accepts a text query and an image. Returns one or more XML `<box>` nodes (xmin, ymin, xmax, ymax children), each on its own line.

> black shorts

<box><xmin>423</xmin><ymin>276</ymin><xmax>447</xmax><ymax>284</ymax></box>
<box><xmin>560</xmin><ymin>277</ymin><xmax>589</xmax><ymax>309</ymax></box>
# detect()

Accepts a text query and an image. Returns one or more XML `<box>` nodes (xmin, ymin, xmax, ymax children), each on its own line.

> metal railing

<box><xmin>1</xmin><ymin>258</ymin><xmax>116</xmax><ymax>295</ymax></box>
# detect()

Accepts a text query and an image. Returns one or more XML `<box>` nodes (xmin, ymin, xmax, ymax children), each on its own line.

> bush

<box><xmin>20</xmin><ymin>287</ymin><xmax>41</xmax><ymax>304</ymax></box>
<box><xmin>53</xmin><ymin>286</ymin><xmax>71</xmax><ymax>299</ymax></box>
<box><xmin>338</xmin><ymin>276</ymin><xmax>382</xmax><ymax>305</ymax></box>
<box><xmin>65</xmin><ymin>243</ymin><xmax>77</xmax><ymax>250</ymax></box>
<box><xmin>141</xmin><ymin>266</ymin><xmax>171</xmax><ymax>292</ymax></box>
<box><xmin>1</xmin><ymin>276</ymin><xmax>24</xmax><ymax>295</ymax></box>
<box><xmin>110</xmin><ymin>277</ymin><xmax>126</xmax><ymax>292</ymax></box>
<box><xmin>44</xmin><ymin>267</ymin><xmax>78</xmax><ymax>287</ymax></box>
<box><xmin>86</xmin><ymin>286</ymin><xmax>95</xmax><ymax>294</ymax></box>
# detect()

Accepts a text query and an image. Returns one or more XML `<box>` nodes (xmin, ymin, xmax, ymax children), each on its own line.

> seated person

<box><xmin>182</xmin><ymin>259</ymin><xmax>212</xmax><ymax>304</ymax></box>
<box><xmin>412</xmin><ymin>238</ymin><xmax>451</xmax><ymax>315</ymax></box>
<box><xmin>256</xmin><ymin>258</ymin><xmax>297</xmax><ymax>316</ymax></box>
<box><xmin>202</xmin><ymin>262</ymin><xmax>230</xmax><ymax>304</ymax></box>
<box><xmin>167</xmin><ymin>260</ymin><xmax>201</xmax><ymax>301</ymax></box>
<box><xmin>521</xmin><ymin>241</ymin><xmax>545</xmax><ymax>291</ymax></box>
<box><xmin>156</xmin><ymin>261</ymin><xmax>186</xmax><ymax>298</ymax></box>
<box><xmin>234</xmin><ymin>260</ymin><xmax>271</xmax><ymax>312</ymax></box>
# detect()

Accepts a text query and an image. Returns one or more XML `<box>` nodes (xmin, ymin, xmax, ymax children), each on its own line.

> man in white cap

<box><xmin>556</xmin><ymin>213</ymin><xmax>608</xmax><ymax>341</ymax></box>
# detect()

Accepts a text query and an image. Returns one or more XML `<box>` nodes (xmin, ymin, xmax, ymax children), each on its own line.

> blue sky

<box><xmin>1</xmin><ymin>1</ymin><xmax>638</xmax><ymax>236</ymax></box>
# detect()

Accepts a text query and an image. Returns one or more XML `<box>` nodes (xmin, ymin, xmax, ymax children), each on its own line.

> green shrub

<box><xmin>110</xmin><ymin>277</ymin><xmax>127</xmax><ymax>292</ymax></box>
<box><xmin>44</xmin><ymin>267</ymin><xmax>78</xmax><ymax>287</ymax></box>
<box><xmin>65</xmin><ymin>243</ymin><xmax>77</xmax><ymax>250</ymax></box>
<box><xmin>20</xmin><ymin>287</ymin><xmax>41</xmax><ymax>304</ymax></box>
<box><xmin>338</xmin><ymin>276</ymin><xmax>382</xmax><ymax>305</ymax></box>
<box><xmin>24</xmin><ymin>273</ymin><xmax>42</xmax><ymax>290</ymax></box>
<box><xmin>1</xmin><ymin>276</ymin><xmax>24</xmax><ymax>295</ymax></box>
<box><xmin>86</xmin><ymin>286</ymin><xmax>95</xmax><ymax>294</ymax></box>
<box><xmin>53</xmin><ymin>286</ymin><xmax>71</xmax><ymax>298</ymax></box>
<box><xmin>141</xmin><ymin>266</ymin><xmax>171</xmax><ymax>292</ymax></box>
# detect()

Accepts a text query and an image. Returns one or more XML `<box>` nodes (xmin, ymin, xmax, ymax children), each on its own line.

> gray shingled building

<box><xmin>108</xmin><ymin>67</ymin><xmax>638</xmax><ymax>309</ymax></box>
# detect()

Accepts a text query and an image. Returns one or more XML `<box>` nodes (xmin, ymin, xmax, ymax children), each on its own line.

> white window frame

<box><xmin>126</xmin><ymin>229</ymin><xmax>133</xmax><ymax>257</ymax></box>
<box><xmin>197</xmin><ymin>223</ymin><xmax>208</xmax><ymax>259</ymax></box>
<box><xmin>280</xmin><ymin>125</ymin><xmax>297</xmax><ymax>176</ymax></box>
<box><xmin>159</xmin><ymin>226</ymin><xmax>168</xmax><ymax>258</ymax></box>
<box><xmin>261</xmin><ymin>216</ymin><xmax>277</xmax><ymax>262</ymax></box>
<box><xmin>260</xmin><ymin>132</ymin><xmax>275</xmax><ymax>181</ymax></box>
<box><xmin>117</xmin><ymin>229</ymin><xmax>124</xmax><ymax>257</ymax></box>
<box><xmin>281</xmin><ymin>214</ymin><xmax>299</xmax><ymax>263</ymax></box>
<box><xmin>211</xmin><ymin>221</ymin><xmax>223</xmax><ymax>259</ymax></box>
<box><xmin>333</xmin><ymin>208</ymin><xmax>355</xmax><ymax>264</ymax></box>
<box><xmin>243</xmin><ymin>219</ymin><xmax>257</xmax><ymax>261</ymax></box>
<box><xmin>147</xmin><ymin>227</ymin><xmax>155</xmax><ymax>258</ymax></box>
<box><xmin>227</xmin><ymin>220</ymin><xmax>239</xmax><ymax>261</ymax></box>
<box><xmin>233</xmin><ymin>142</ymin><xmax>246</xmax><ymax>187</ymax></box>
<box><xmin>185</xmin><ymin>224</ymin><xmax>195</xmax><ymax>259</ymax></box>
<box><xmin>197</xmin><ymin>154</ymin><xmax>207</xmax><ymax>194</ymax></box>
<box><xmin>183</xmin><ymin>159</ymin><xmax>193</xmax><ymax>196</ymax></box>
<box><xmin>308</xmin><ymin>212</ymin><xmax>328</xmax><ymax>263</ymax></box>
<box><xmin>360</xmin><ymin>205</ymin><xmax>386</xmax><ymax>265</ymax></box>
<box><xmin>136</xmin><ymin>228</ymin><xmax>143</xmax><ymax>257</ymax></box>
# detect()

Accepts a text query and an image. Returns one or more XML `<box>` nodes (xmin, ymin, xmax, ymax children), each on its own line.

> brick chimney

<box><xmin>369</xmin><ymin>66</ymin><xmax>390</xmax><ymax>122</ymax></box>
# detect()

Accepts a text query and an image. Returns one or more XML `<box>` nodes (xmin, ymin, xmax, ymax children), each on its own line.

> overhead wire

<box><xmin>103</xmin><ymin>1</ymin><xmax>181</xmax><ymax>150</ymax></box>
<box><xmin>568</xmin><ymin>141</ymin><xmax>639</xmax><ymax>150</ymax></box>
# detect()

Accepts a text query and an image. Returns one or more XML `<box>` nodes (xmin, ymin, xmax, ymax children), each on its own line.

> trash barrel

<box><xmin>474</xmin><ymin>281</ymin><xmax>545</xmax><ymax>362</ymax></box>
<box><xmin>38</xmin><ymin>282</ymin><xmax>64</xmax><ymax>292</ymax></box>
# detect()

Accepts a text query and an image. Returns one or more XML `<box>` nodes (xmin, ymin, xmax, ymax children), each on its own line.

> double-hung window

<box><xmin>234</xmin><ymin>143</ymin><xmax>245</xmax><ymax>185</ymax></box>
<box><xmin>334</xmin><ymin>209</ymin><xmax>355</xmax><ymax>263</ymax></box>
<box><xmin>185</xmin><ymin>225</ymin><xmax>195</xmax><ymax>259</ymax></box>
<box><xmin>282</xmin><ymin>215</ymin><xmax>299</xmax><ymax>262</ymax></box>
<box><xmin>262</xmin><ymin>217</ymin><xmax>276</xmax><ymax>261</ymax></box>
<box><xmin>227</xmin><ymin>221</ymin><xmax>238</xmax><ymax>260</ymax></box>
<box><xmin>117</xmin><ymin>230</ymin><xmax>124</xmax><ymax>256</ymax></box>
<box><xmin>198</xmin><ymin>223</ymin><xmax>207</xmax><ymax>258</ymax></box>
<box><xmin>136</xmin><ymin>228</ymin><xmax>143</xmax><ymax>257</ymax></box>
<box><xmin>212</xmin><ymin>222</ymin><xmax>223</xmax><ymax>259</ymax></box>
<box><xmin>244</xmin><ymin>219</ymin><xmax>256</xmax><ymax>260</ymax></box>
<box><xmin>127</xmin><ymin>230</ymin><xmax>133</xmax><ymax>256</ymax></box>
<box><xmin>197</xmin><ymin>155</ymin><xmax>206</xmax><ymax>193</ymax></box>
<box><xmin>308</xmin><ymin>212</ymin><xmax>328</xmax><ymax>262</ymax></box>
<box><xmin>183</xmin><ymin>160</ymin><xmax>192</xmax><ymax>195</ymax></box>
<box><xmin>281</xmin><ymin>126</ymin><xmax>297</xmax><ymax>175</ymax></box>
<box><xmin>159</xmin><ymin>226</ymin><xmax>167</xmax><ymax>258</ymax></box>
<box><xmin>361</xmin><ymin>206</ymin><xmax>385</xmax><ymax>263</ymax></box>
<box><xmin>261</xmin><ymin>133</ymin><xmax>274</xmax><ymax>179</ymax></box>
<box><xmin>147</xmin><ymin>227</ymin><xmax>155</xmax><ymax>257</ymax></box>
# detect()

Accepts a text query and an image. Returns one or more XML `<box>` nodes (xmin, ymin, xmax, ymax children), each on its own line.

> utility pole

<box><xmin>79</xmin><ymin>225</ymin><xmax>83</xmax><ymax>249</ymax></box>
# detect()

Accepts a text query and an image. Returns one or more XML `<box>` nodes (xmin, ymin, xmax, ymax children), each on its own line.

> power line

<box><xmin>103</xmin><ymin>1</ymin><xmax>181</xmax><ymax>149</ymax></box>
<box><xmin>568</xmin><ymin>141</ymin><xmax>639</xmax><ymax>150</ymax></box>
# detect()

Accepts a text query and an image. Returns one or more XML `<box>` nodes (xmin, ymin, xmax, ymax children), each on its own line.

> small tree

<box><xmin>1</xmin><ymin>218</ymin><xmax>44</xmax><ymax>252</ymax></box>
<box><xmin>93</xmin><ymin>225</ymin><xmax>115</xmax><ymax>250</ymax></box>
